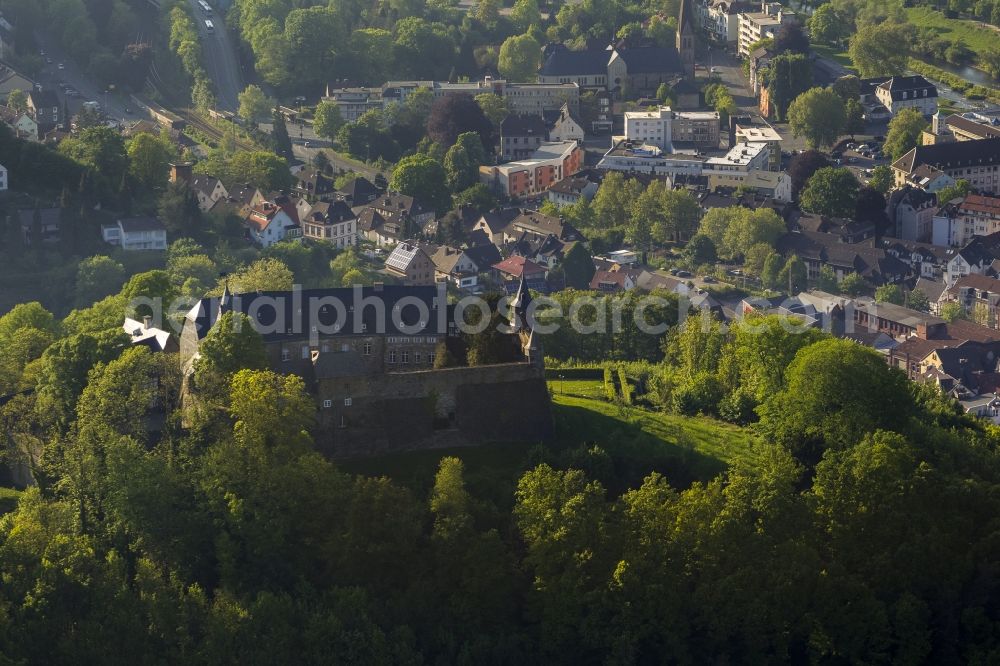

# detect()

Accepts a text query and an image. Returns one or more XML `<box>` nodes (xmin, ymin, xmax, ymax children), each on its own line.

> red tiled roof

<box><xmin>492</xmin><ymin>255</ymin><xmax>546</xmax><ymax>277</ymax></box>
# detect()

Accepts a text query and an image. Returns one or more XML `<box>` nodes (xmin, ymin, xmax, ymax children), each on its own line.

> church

<box><xmin>537</xmin><ymin>0</ymin><xmax>696</xmax><ymax>97</ymax></box>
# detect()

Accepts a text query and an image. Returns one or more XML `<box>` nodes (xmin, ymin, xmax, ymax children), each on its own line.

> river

<box><xmin>924</xmin><ymin>59</ymin><xmax>999</xmax><ymax>87</ymax></box>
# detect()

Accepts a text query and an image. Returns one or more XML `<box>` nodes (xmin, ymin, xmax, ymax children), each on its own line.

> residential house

<box><xmin>708</xmin><ymin>168</ymin><xmax>791</xmax><ymax>202</ymax></box>
<box><xmin>0</xmin><ymin>106</ymin><xmax>38</xmax><ymax>141</ymax></box>
<box><xmin>944</xmin><ymin>233</ymin><xmax>1000</xmax><ymax>286</ymax></box>
<box><xmin>887</xmin><ymin>185</ymin><xmax>937</xmax><ymax>242</ymax></box>
<box><xmin>293</xmin><ymin>167</ymin><xmax>336</xmax><ymax>202</ymax></box>
<box><xmin>103</xmin><ymin>217</ymin><xmax>168</xmax><ymax>251</ymax></box>
<box><xmin>854</xmin><ymin>298</ymin><xmax>948</xmax><ymax>341</ymax></box>
<box><xmin>0</xmin><ymin>61</ymin><xmax>33</xmax><ymax>99</ymax></box>
<box><xmin>701</xmin><ymin>0</ymin><xmax>756</xmax><ymax>44</ymax></box>
<box><xmin>944</xmin><ymin>274</ymin><xmax>1000</xmax><ymax>328</ymax></box>
<box><xmin>218</xmin><ymin>184</ymin><xmax>265</xmax><ymax>218</ymax></box>
<box><xmin>189</xmin><ymin>176</ymin><xmax>228</xmax><ymax>212</ymax></box>
<box><xmin>471</xmin><ymin>208</ymin><xmax>521</xmax><ymax>245</ymax></box>
<box><xmin>302</xmin><ymin>200</ymin><xmax>357</xmax><ymax>248</ymax></box>
<box><xmin>892</xmin><ymin>138</ymin><xmax>1000</xmax><ymax>196</ymax></box>
<box><xmin>356</xmin><ymin>193</ymin><xmax>434</xmax><ymax>246</ymax></box>
<box><xmin>738</xmin><ymin>2</ymin><xmax>796</xmax><ymax>57</ymax></box>
<box><xmin>590</xmin><ymin>264</ymin><xmax>639</xmax><ymax>292</ymax></box>
<box><xmin>481</xmin><ymin>141</ymin><xmax>585</xmax><ymax>199</ymax></box>
<box><xmin>322</xmin><ymin>86</ymin><xmax>383</xmax><ymax>122</ymax></box>
<box><xmin>500</xmin><ymin>210</ymin><xmax>586</xmax><ymax>246</ymax></box>
<box><xmin>634</xmin><ymin>269</ymin><xmax>689</xmax><ymax>294</ymax></box>
<box><xmin>26</xmin><ymin>89</ymin><xmax>60</xmax><ymax>132</ymax></box>
<box><xmin>874</xmin><ymin>75</ymin><xmax>938</xmax><ymax>117</ymax></box>
<box><xmin>879</xmin><ymin>238</ymin><xmax>951</xmax><ymax>280</ymax></box>
<box><xmin>544</xmin><ymin>103</ymin><xmax>585</xmax><ymax>143</ymax></box>
<box><xmin>776</xmin><ymin>229</ymin><xmax>910</xmax><ymax>285</ymax></box>
<box><xmin>244</xmin><ymin>199</ymin><xmax>301</xmax><ymax>248</ymax></box>
<box><xmin>492</xmin><ymin>255</ymin><xmax>548</xmax><ymax>293</ymax></box>
<box><xmin>17</xmin><ymin>208</ymin><xmax>60</xmax><ymax>245</ymax></box>
<box><xmin>384</xmin><ymin>241</ymin><xmax>436</xmax><ymax>286</ymax></box>
<box><xmin>546</xmin><ymin>170</ymin><xmax>602</xmax><ymax>207</ymax></box>
<box><xmin>428</xmin><ymin>245</ymin><xmax>481</xmax><ymax>290</ymax></box>
<box><xmin>500</xmin><ymin>114</ymin><xmax>548</xmax><ymax>162</ymax></box>
<box><xmin>335</xmin><ymin>175</ymin><xmax>381</xmax><ymax>206</ymax></box>
<box><xmin>914</xmin><ymin>277</ymin><xmax>948</xmax><ymax>314</ymax></box>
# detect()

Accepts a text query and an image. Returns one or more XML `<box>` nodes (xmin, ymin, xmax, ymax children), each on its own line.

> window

<box><xmin>323</xmin><ymin>399</ymin><xmax>332</xmax><ymax>408</ymax></box>
<box><xmin>301</xmin><ymin>345</ymin><xmax>310</xmax><ymax>359</ymax></box>
<box><xmin>389</xmin><ymin>350</ymin><xmax>396</xmax><ymax>363</ymax></box>
<box><xmin>341</xmin><ymin>343</ymin><xmax>349</xmax><ymax>352</ymax></box>
<box><xmin>281</xmin><ymin>349</ymin><xmax>290</xmax><ymax>362</ymax></box>
<box><xmin>364</xmin><ymin>342</ymin><xmax>372</xmax><ymax>355</ymax></box>
<box><xmin>414</xmin><ymin>352</ymin><xmax>421</xmax><ymax>363</ymax></box>
<box><xmin>402</xmin><ymin>350</ymin><xmax>410</xmax><ymax>364</ymax></box>
<box><xmin>344</xmin><ymin>397</ymin><xmax>352</xmax><ymax>406</ymax></box>
<box><xmin>428</xmin><ymin>352</ymin><xmax>436</xmax><ymax>365</ymax></box>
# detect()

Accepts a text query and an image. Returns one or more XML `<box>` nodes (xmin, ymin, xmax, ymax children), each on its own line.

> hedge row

<box><xmin>544</xmin><ymin>368</ymin><xmax>606</xmax><ymax>380</ymax></box>
<box><xmin>604</xmin><ymin>368</ymin><xmax>617</xmax><ymax>402</ymax></box>
<box><xmin>618</xmin><ymin>367</ymin><xmax>633</xmax><ymax>405</ymax></box>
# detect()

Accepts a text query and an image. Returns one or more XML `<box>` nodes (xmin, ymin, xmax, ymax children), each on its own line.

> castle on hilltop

<box><xmin>180</xmin><ymin>281</ymin><xmax>553</xmax><ymax>457</ymax></box>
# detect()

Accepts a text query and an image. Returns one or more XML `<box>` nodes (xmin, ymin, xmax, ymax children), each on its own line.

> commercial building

<box><xmin>892</xmin><ymin>138</ymin><xmax>1000</xmax><ymax>196</ymax></box>
<box><xmin>480</xmin><ymin>141</ymin><xmax>585</xmax><ymax>199</ymax></box>
<box><xmin>738</xmin><ymin>2</ymin><xmax>796</xmax><ymax>57</ymax></box>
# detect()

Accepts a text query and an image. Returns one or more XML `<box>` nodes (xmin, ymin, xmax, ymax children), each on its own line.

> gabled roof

<box><xmin>914</xmin><ymin>277</ymin><xmax>947</xmax><ymax>303</ymax></box>
<box><xmin>893</xmin><ymin>137</ymin><xmax>1000</xmax><ymax>174</ymax></box>
<box><xmin>476</xmin><ymin>208</ymin><xmax>520</xmax><ymax>234</ymax></box>
<box><xmin>306</xmin><ymin>200</ymin><xmax>355</xmax><ymax>224</ymax></box>
<box><xmin>123</xmin><ymin>317</ymin><xmax>173</xmax><ymax>352</ymax></box>
<box><xmin>500</xmin><ymin>113</ymin><xmax>547</xmax><ymax>137</ymax></box>
<box><xmin>27</xmin><ymin>89</ymin><xmax>58</xmax><ymax>109</ymax></box>
<box><xmin>385</xmin><ymin>241</ymin><xmax>429</xmax><ymax>274</ymax></box>
<box><xmin>540</xmin><ymin>46</ymin><xmax>610</xmax><ymax>77</ymax></box>
<box><xmin>876</xmin><ymin>75</ymin><xmax>937</xmax><ymax>101</ymax></box>
<box><xmin>617</xmin><ymin>46</ymin><xmax>683</xmax><ymax>74</ymax></box>
<box><xmin>17</xmin><ymin>208</ymin><xmax>60</xmax><ymax>230</ymax></box>
<box><xmin>492</xmin><ymin>254</ymin><xmax>546</xmax><ymax>277</ymax></box>
<box><xmin>462</xmin><ymin>243</ymin><xmax>502</xmax><ymax>270</ymax></box>
<box><xmin>118</xmin><ymin>216</ymin><xmax>165</xmax><ymax>233</ymax></box>
<box><xmin>190</xmin><ymin>175</ymin><xmax>223</xmax><ymax>199</ymax></box>
<box><xmin>336</xmin><ymin>175</ymin><xmax>381</xmax><ymax>202</ymax></box>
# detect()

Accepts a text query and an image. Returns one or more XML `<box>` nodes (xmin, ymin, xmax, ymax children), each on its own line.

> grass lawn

<box><xmin>342</xmin><ymin>386</ymin><xmax>755</xmax><ymax>502</ymax></box>
<box><xmin>550</xmin><ymin>378</ymin><xmax>607</xmax><ymax>401</ymax></box>
<box><xmin>905</xmin><ymin>7</ymin><xmax>999</xmax><ymax>55</ymax></box>
<box><xmin>812</xmin><ymin>44</ymin><xmax>856</xmax><ymax>72</ymax></box>
<box><xmin>0</xmin><ymin>487</ymin><xmax>22</xmax><ymax>516</ymax></box>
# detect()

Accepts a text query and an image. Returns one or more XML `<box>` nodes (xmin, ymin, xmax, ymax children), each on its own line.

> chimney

<box><xmin>143</xmin><ymin>314</ymin><xmax>152</xmax><ymax>330</ymax></box>
<box><xmin>168</xmin><ymin>161</ymin><xmax>193</xmax><ymax>184</ymax></box>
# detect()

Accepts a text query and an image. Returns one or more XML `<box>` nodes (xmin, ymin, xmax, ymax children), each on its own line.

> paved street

<box><xmin>189</xmin><ymin>0</ymin><xmax>244</xmax><ymax>111</ymax></box>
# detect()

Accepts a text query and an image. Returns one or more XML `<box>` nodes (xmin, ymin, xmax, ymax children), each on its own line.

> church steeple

<box><xmin>677</xmin><ymin>0</ymin><xmax>696</xmax><ymax>79</ymax></box>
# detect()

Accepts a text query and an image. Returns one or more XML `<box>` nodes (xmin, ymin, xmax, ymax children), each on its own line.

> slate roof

<box><xmin>118</xmin><ymin>217</ymin><xmax>165</xmax><ymax>233</ymax></box>
<box><xmin>893</xmin><ymin>137</ymin><xmax>1000</xmax><ymax>174</ymax></box>
<box><xmin>540</xmin><ymin>46</ymin><xmax>609</xmax><ymax>77</ymax></box>
<box><xmin>500</xmin><ymin>114</ymin><xmax>547</xmax><ymax>136</ymax></box>
<box><xmin>305</xmin><ymin>200</ymin><xmax>355</xmax><ymax>224</ymax></box>
<box><xmin>190</xmin><ymin>176</ymin><xmax>222</xmax><ymax>199</ymax></box>
<box><xmin>877</xmin><ymin>75</ymin><xmax>937</xmax><ymax>101</ymax></box>
<box><xmin>17</xmin><ymin>208</ymin><xmax>60</xmax><ymax>231</ymax></box>
<box><xmin>914</xmin><ymin>277</ymin><xmax>947</xmax><ymax>303</ymax></box>
<box><xmin>462</xmin><ymin>243</ymin><xmax>502</xmax><ymax>270</ymax></box>
<box><xmin>946</xmin><ymin>113</ymin><xmax>1000</xmax><ymax>140</ymax></box>
<box><xmin>336</xmin><ymin>175</ymin><xmax>381</xmax><ymax>203</ymax></box>
<box><xmin>184</xmin><ymin>285</ymin><xmax>448</xmax><ymax>342</ymax></box>
<box><xmin>618</xmin><ymin>46</ymin><xmax>683</xmax><ymax>74</ymax></box>
<box><xmin>313</xmin><ymin>350</ymin><xmax>368</xmax><ymax>379</ymax></box>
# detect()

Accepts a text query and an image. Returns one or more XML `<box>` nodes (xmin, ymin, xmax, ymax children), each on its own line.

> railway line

<box><xmin>176</xmin><ymin>108</ymin><xmax>259</xmax><ymax>152</ymax></box>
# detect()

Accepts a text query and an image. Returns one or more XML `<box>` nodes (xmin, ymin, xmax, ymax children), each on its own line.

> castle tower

<box><xmin>677</xmin><ymin>0</ymin><xmax>696</xmax><ymax>80</ymax></box>
<box><xmin>510</xmin><ymin>275</ymin><xmax>543</xmax><ymax>367</ymax></box>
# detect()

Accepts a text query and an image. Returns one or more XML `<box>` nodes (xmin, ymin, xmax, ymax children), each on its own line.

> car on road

<box><xmin>727</xmin><ymin>269</ymin><xmax>742</xmax><ymax>276</ymax></box>
<box><xmin>676</xmin><ymin>270</ymin><xmax>693</xmax><ymax>278</ymax></box>
<box><xmin>710</xmin><ymin>66</ymin><xmax>720</xmax><ymax>74</ymax></box>
<box><xmin>57</xmin><ymin>63</ymin><xmax>65</xmax><ymax>70</ymax></box>
<box><xmin>45</xmin><ymin>57</ymin><xmax>52</xmax><ymax>64</ymax></box>
<box><xmin>303</xmin><ymin>141</ymin><xmax>310</xmax><ymax>148</ymax></box>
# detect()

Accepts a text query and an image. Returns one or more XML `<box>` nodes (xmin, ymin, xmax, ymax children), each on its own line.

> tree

<box><xmin>787</xmin><ymin>87</ymin><xmax>846</xmax><ymax>149</ymax></box>
<box><xmin>59</xmin><ymin>126</ymin><xmax>128</xmax><ymax>194</ymax></box>
<box><xmin>778</xmin><ymin>255</ymin><xmax>807</xmax><ymax>295</ymax></box>
<box><xmin>844</xmin><ymin>98</ymin><xmax>865</xmax><ymax>138</ymax></box>
<box><xmin>868</xmin><ymin>165</ymin><xmax>894</xmax><ymax>195</ymax></box>
<box><xmin>800</xmin><ymin>167</ymin><xmax>859</xmax><ymax>218</ymax></box>
<box><xmin>427</xmin><ymin>94</ymin><xmax>493</xmax><ymax>148</ymax></box>
<box><xmin>126</xmin><ymin>132</ymin><xmax>174</xmax><ymax>191</ymax></box>
<box><xmin>816</xmin><ymin>265</ymin><xmax>839</xmax><ymax>293</ymax></box>
<box><xmin>158</xmin><ymin>181</ymin><xmax>202</xmax><ymax>237</ymax></box>
<box><xmin>443</xmin><ymin>143</ymin><xmax>476</xmax><ymax>192</ymax></box>
<box><xmin>809</xmin><ymin>5</ymin><xmax>846</xmax><ymax>45</ymax></box>
<box><xmin>7</xmin><ymin>88</ymin><xmax>27</xmax><ymax>113</ymax></box>
<box><xmin>191</xmin><ymin>78</ymin><xmax>216</xmax><ymax>112</ymax></box>
<box><xmin>238</xmin><ymin>84</ymin><xmax>274</xmax><ymax>124</ymax></box>
<box><xmin>453</xmin><ymin>183</ymin><xmax>498</xmax><ymax>211</ymax></box>
<box><xmin>390</xmin><ymin>154</ymin><xmax>451</xmax><ymax>213</ymax></box>
<box><xmin>498</xmin><ymin>33</ymin><xmax>541</xmax><ymax>82</ymax></box>
<box><xmin>75</xmin><ymin>256</ymin><xmax>126</xmax><ymax>308</ymax></box>
<box><xmin>475</xmin><ymin>0</ymin><xmax>500</xmax><ymax>24</ymax></box>
<box><xmin>875</xmin><ymin>283</ymin><xmax>905</xmax><ymax>305</ymax></box>
<box><xmin>758</xmin><ymin>338</ymin><xmax>914</xmax><ymax>455</ymax></box>
<box><xmin>773</xmin><ymin>21</ymin><xmax>809</xmax><ymax>54</ymax></box>
<box><xmin>761</xmin><ymin>252</ymin><xmax>784</xmax><ymax>289</ymax></box>
<box><xmin>222</xmin><ymin>258</ymin><xmax>295</xmax><ymax>294</ymax></box>
<box><xmin>848</xmin><ymin>23</ymin><xmax>910</xmax><ymax>78</ymax></box>
<box><xmin>194</xmin><ymin>311</ymin><xmax>268</xmax><ymax>389</ymax></box>
<box><xmin>935</xmin><ymin>179</ymin><xmax>971</xmax><ymax>204</ymax></box>
<box><xmin>685</xmin><ymin>234</ymin><xmax>717</xmax><ymax>265</ymax></box>
<box><xmin>562</xmin><ymin>242</ymin><xmax>595</xmax><ymax>290</ymax></box>
<box><xmin>883</xmin><ymin>108</ymin><xmax>927</xmax><ymax>161</ymax></box>
<box><xmin>855</xmin><ymin>186</ymin><xmax>889</xmax><ymax>234</ymax></box>
<box><xmin>766</xmin><ymin>53</ymin><xmax>813</xmax><ymax>120</ymax></box>
<box><xmin>940</xmin><ymin>301</ymin><xmax>965</xmax><ymax>323</ymax></box>
<box><xmin>510</xmin><ymin>0</ymin><xmax>541</xmax><ymax>31</ymax></box>
<box><xmin>831</xmin><ymin>75</ymin><xmax>861</xmax><ymax>101</ymax></box>
<box><xmin>905</xmin><ymin>288</ymin><xmax>930</xmax><ymax>313</ymax></box>
<box><xmin>475</xmin><ymin>93</ymin><xmax>509</xmax><ymax>129</ymax></box>
<box><xmin>788</xmin><ymin>150</ymin><xmax>830</xmax><ymax>200</ymax></box>
<box><xmin>314</xmin><ymin>102</ymin><xmax>345</xmax><ymax>141</ymax></box>
<box><xmin>839</xmin><ymin>273</ymin><xmax>866</xmax><ymax>297</ymax></box>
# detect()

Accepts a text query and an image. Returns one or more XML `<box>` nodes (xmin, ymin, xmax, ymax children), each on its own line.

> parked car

<box><xmin>57</xmin><ymin>62</ymin><xmax>65</xmax><ymax>70</ymax></box>
<box><xmin>676</xmin><ymin>270</ymin><xmax>693</xmax><ymax>278</ymax></box>
<box><xmin>702</xmin><ymin>275</ymin><xmax>717</xmax><ymax>283</ymax></box>
<box><xmin>710</xmin><ymin>66</ymin><xmax>720</xmax><ymax>74</ymax></box>
<box><xmin>669</xmin><ymin>268</ymin><xmax>679</xmax><ymax>275</ymax></box>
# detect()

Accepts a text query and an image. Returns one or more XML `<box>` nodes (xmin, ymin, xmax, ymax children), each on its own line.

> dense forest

<box><xmin>3</xmin><ymin>297</ymin><xmax>1000</xmax><ymax>662</ymax></box>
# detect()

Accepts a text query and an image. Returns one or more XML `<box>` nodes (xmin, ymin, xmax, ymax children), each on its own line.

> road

<box><xmin>258</xmin><ymin>118</ymin><xmax>380</xmax><ymax>178</ymax></box>
<box><xmin>34</xmin><ymin>33</ymin><xmax>142</xmax><ymax>124</ymax></box>
<box><xmin>189</xmin><ymin>0</ymin><xmax>244</xmax><ymax>112</ymax></box>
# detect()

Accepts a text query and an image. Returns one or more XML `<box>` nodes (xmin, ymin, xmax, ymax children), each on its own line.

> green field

<box><xmin>905</xmin><ymin>7</ymin><xmax>999</xmax><ymax>55</ymax></box>
<box><xmin>812</xmin><ymin>44</ymin><xmax>856</xmax><ymax>72</ymax></box>
<box><xmin>342</xmin><ymin>386</ymin><xmax>754</xmax><ymax>500</ymax></box>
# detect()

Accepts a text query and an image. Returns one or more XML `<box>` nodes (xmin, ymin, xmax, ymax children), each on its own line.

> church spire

<box><xmin>677</xmin><ymin>0</ymin><xmax>696</xmax><ymax>79</ymax></box>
